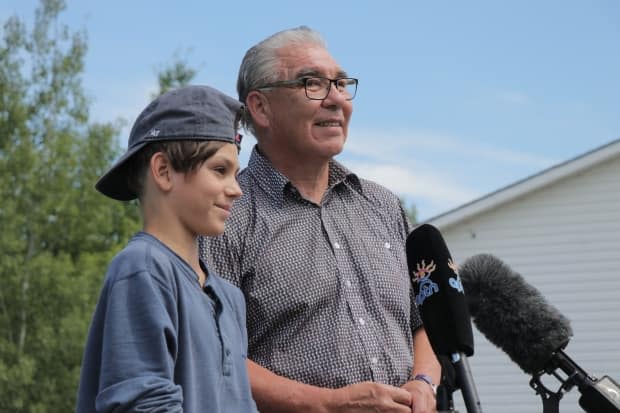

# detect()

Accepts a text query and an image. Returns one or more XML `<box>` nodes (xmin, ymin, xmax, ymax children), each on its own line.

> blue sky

<box><xmin>4</xmin><ymin>0</ymin><xmax>620</xmax><ymax>220</ymax></box>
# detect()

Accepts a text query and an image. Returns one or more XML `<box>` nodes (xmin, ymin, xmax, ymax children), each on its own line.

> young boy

<box><xmin>75</xmin><ymin>85</ymin><xmax>258</xmax><ymax>413</ymax></box>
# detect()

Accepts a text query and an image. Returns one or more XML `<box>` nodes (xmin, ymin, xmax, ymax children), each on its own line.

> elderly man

<box><xmin>201</xmin><ymin>26</ymin><xmax>440</xmax><ymax>413</ymax></box>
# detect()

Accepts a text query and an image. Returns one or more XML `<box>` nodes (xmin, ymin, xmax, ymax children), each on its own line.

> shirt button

<box><xmin>384</xmin><ymin>242</ymin><xmax>391</xmax><ymax>249</ymax></box>
<box><xmin>345</xmin><ymin>280</ymin><xmax>352</xmax><ymax>288</ymax></box>
<box><xmin>358</xmin><ymin>318</ymin><xmax>366</xmax><ymax>326</ymax></box>
<box><xmin>371</xmin><ymin>357</ymin><xmax>378</xmax><ymax>364</ymax></box>
<box><xmin>334</xmin><ymin>242</ymin><xmax>341</xmax><ymax>249</ymax></box>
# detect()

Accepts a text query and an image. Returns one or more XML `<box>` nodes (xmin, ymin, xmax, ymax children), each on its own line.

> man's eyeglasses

<box><xmin>257</xmin><ymin>77</ymin><xmax>358</xmax><ymax>101</ymax></box>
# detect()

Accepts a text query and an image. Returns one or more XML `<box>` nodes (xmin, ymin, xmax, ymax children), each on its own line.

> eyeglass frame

<box><xmin>255</xmin><ymin>76</ymin><xmax>358</xmax><ymax>101</ymax></box>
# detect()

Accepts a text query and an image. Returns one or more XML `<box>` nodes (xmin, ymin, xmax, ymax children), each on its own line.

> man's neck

<box><xmin>259</xmin><ymin>145</ymin><xmax>330</xmax><ymax>204</ymax></box>
<box><xmin>292</xmin><ymin>171</ymin><xmax>329</xmax><ymax>204</ymax></box>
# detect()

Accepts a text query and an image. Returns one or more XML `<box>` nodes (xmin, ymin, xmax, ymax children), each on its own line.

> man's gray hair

<box><xmin>237</xmin><ymin>26</ymin><xmax>327</xmax><ymax>135</ymax></box>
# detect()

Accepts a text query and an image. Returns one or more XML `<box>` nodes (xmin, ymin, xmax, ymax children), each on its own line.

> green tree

<box><xmin>400</xmin><ymin>198</ymin><xmax>418</xmax><ymax>225</ymax></box>
<box><xmin>152</xmin><ymin>50</ymin><xmax>197</xmax><ymax>97</ymax></box>
<box><xmin>0</xmin><ymin>1</ymin><xmax>140</xmax><ymax>411</ymax></box>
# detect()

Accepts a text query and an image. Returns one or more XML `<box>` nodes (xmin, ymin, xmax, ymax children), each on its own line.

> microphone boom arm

<box><xmin>530</xmin><ymin>349</ymin><xmax>620</xmax><ymax>413</ymax></box>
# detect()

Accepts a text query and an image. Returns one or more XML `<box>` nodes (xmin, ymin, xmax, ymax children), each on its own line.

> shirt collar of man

<box><xmin>246</xmin><ymin>145</ymin><xmax>362</xmax><ymax>207</ymax></box>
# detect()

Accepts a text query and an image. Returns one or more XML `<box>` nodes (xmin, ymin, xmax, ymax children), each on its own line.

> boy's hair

<box><xmin>126</xmin><ymin>140</ymin><xmax>227</xmax><ymax>200</ymax></box>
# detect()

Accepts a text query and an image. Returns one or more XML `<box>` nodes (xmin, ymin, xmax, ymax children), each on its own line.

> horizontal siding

<box><xmin>436</xmin><ymin>156</ymin><xmax>620</xmax><ymax>413</ymax></box>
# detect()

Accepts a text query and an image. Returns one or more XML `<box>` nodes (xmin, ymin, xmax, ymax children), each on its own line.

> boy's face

<box><xmin>169</xmin><ymin>143</ymin><xmax>242</xmax><ymax>237</ymax></box>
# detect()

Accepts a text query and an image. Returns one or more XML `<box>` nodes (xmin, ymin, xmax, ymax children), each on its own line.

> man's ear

<box><xmin>149</xmin><ymin>152</ymin><xmax>173</xmax><ymax>193</ymax></box>
<box><xmin>245</xmin><ymin>90</ymin><xmax>271</xmax><ymax>129</ymax></box>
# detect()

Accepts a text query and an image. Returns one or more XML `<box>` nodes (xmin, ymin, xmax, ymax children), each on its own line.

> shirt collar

<box><xmin>246</xmin><ymin>145</ymin><xmax>362</xmax><ymax>207</ymax></box>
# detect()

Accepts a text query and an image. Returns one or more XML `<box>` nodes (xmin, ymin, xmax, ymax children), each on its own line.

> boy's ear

<box><xmin>149</xmin><ymin>152</ymin><xmax>174</xmax><ymax>193</ymax></box>
<box><xmin>245</xmin><ymin>90</ymin><xmax>271</xmax><ymax>129</ymax></box>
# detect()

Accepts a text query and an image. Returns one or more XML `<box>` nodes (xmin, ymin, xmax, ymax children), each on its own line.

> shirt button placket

<box><xmin>327</xmin><ymin>225</ymin><xmax>379</xmax><ymax>382</ymax></box>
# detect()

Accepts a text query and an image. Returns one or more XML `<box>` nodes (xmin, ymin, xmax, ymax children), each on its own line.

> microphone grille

<box><xmin>460</xmin><ymin>254</ymin><xmax>573</xmax><ymax>374</ymax></box>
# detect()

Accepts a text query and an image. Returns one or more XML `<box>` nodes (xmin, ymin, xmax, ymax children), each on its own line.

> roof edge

<box><xmin>425</xmin><ymin>137</ymin><xmax>620</xmax><ymax>229</ymax></box>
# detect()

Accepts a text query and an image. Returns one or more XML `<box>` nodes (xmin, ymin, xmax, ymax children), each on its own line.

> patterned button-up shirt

<box><xmin>200</xmin><ymin>146</ymin><xmax>423</xmax><ymax>388</ymax></box>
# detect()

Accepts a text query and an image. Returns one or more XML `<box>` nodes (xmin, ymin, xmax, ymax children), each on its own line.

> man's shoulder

<box><xmin>345</xmin><ymin>175</ymin><xmax>410</xmax><ymax>229</ymax></box>
<box><xmin>331</xmin><ymin>158</ymin><xmax>399</xmax><ymax>204</ymax></box>
<box><xmin>354</xmin><ymin>175</ymin><xmax>402</xmax><ymax>206</ymax></box>
<box><xmin>225</xmin><ymin>167</ymin><xmax>274</xmax><ymax>224</ymax></box>
<box><xmin>234</xmin><ymin>168</ymin><xmax>256</xmax><ymax>205</ymax></box>
<box><xmin>224</xmin><ymin>174</ymin><xmax>256</xmax><ymax>230</ymax></box>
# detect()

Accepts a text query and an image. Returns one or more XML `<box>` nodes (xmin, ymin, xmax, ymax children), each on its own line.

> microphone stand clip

<box><xmin>529</xmin><ymin>349</ymin><xmax>620</xmax><ymax>413</ymax></box>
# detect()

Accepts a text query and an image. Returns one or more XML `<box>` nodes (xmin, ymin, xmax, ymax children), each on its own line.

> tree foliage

<box><xmin>400</xmin><ymin>198</ymin><xmax>418</xmax><ymax>225</ymax></box>
<box><xmin>152</xmin><ymin>51</ymin><xmax>197</xmax><ymax>97</ymax></box>
<box><xmin>0</xmin><ymin>1</ymin><xmax>140</xmax><ymax>411</ymax></box>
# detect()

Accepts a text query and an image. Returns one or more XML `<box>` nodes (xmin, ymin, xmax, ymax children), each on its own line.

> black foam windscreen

<box><xmin>459</xmin><ymin>253</ymin><xmax>573</xmax><ymax>375</ymax></box>
<box><xmin>406</xmin><ymin>224</ymin><xmax>474</xmax><ymax>357</ymax></box>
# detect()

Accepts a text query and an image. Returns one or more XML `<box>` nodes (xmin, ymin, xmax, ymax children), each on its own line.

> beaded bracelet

<box><xmin>413</xmin><ymin>373</ymin><xmax>438</xmax><ymax>396</ymax></box>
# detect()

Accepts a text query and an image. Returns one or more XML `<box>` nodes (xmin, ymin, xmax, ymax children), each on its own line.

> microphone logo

<box><xmin>412</xmin><ymin>259</ymin><xmax>465</xmax><ymax>306</ymax></box>
<box><xmin>412</xmin><ymin>260</ymin><xmax>439</xmax><ymax>305</ymax></box>
<box><xmin>447</xmin><ymin>259</ymin><xmax>465</xmax><ymax>293</ymax></box>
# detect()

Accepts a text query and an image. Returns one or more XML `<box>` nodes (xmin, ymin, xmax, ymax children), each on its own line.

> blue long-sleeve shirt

<box><xmin>76</xmin><ymin>232</ymin><xmax>258</xmax><ymax>413</ymax></box>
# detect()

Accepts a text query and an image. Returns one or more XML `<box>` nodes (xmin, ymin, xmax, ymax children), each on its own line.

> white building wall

<box><xmin>432</xmin><ymin>156</ymin><xmax>620</xmax><ymax>412</ymax></box>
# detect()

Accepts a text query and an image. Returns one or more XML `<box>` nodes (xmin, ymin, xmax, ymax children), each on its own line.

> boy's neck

<box><xmin>139</xmin><ymin>185</ymin><xmax>208</xmax><ymax>286</ymax></box>
<box><xmin>143</xmin><ymin>225</ymin><xmax>206</xmax><ymax>286</ymax></box>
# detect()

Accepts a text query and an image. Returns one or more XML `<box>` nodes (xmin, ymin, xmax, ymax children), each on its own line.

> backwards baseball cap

<box><xmin>95</xmin><ymin>85</ymin><xmax>243</xmax><ymax>201</ymax></box>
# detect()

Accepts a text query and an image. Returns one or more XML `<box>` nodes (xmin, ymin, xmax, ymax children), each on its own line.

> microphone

<box><xmin>406</xmin><ymin>224</ymin><xmax>482</xmax><ymax>412</ymax></box>
<box><xmin>459</xmin><ymin>253</ymin><xmax>620</xmax><ymax>413</ymax></box>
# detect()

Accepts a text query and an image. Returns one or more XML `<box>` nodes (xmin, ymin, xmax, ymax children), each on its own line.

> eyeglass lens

<box><xmin>305</xmin><ymin>78</ymin><xmax>357</xmax><ymax>100</ymax></box>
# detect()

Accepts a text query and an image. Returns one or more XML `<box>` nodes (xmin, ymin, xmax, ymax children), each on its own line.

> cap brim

<box><xmin>95</xmin><ymin>141</ymin><xmax>148</xmax><ymax>201</ymax></box>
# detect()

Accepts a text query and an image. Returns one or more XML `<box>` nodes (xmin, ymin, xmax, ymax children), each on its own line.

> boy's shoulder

<box><xmin>106</xmin><ymin>232</ymin><xmax>183</xmax><ymax>285</ymax></box>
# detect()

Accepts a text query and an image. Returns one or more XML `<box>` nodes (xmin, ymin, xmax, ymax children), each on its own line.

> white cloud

<box><xmin>338</xmin><ymin>126</ymin><xmax>560</xmax><ymax>219</ymax></box>
<box><xmin>497</xmin><ymin>91</ymin><xmax>532</xmax><ymax>105</ymax></box>
<box><xmin>344</xmin><ymin>127</ymin><xmax>557</xmax><ymax>169</ymax></box>
<box><xmin>346</xmin><ymin>161</ymin><xmax>479</xmax><ymax>207</ymax></box>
